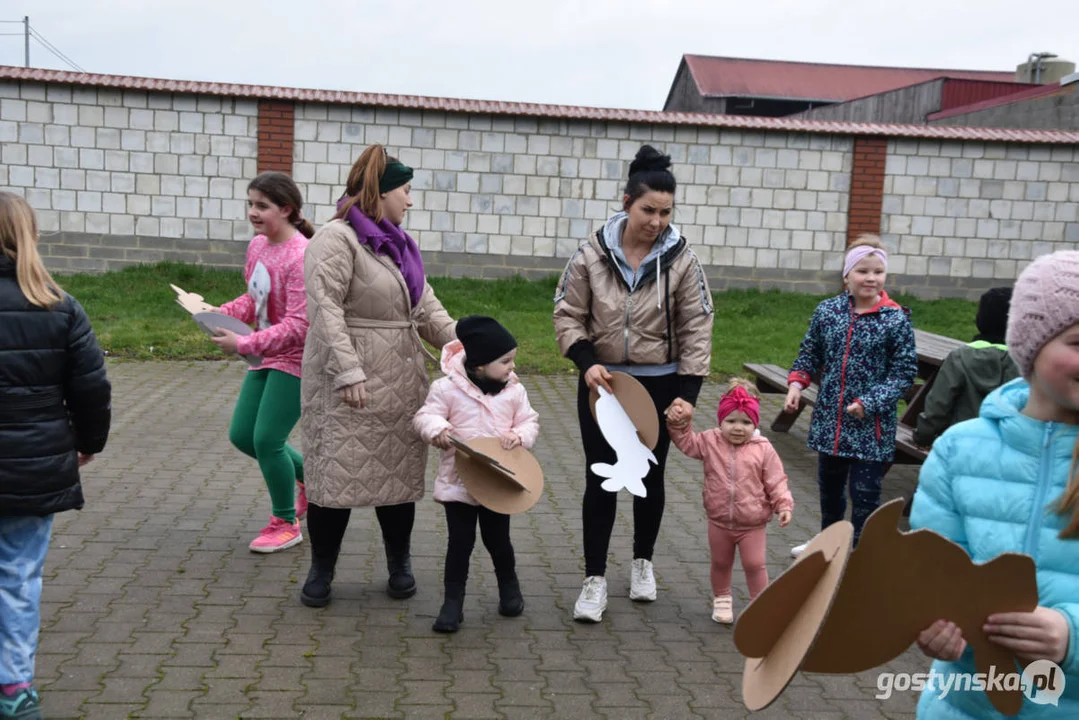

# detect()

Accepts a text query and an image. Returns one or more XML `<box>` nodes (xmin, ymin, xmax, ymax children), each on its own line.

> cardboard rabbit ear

<box><xmin>452</xmin><ymin>436</ymin><xmax>544</xmax><ymax>515</ymax></box>
<box><xmin>732</xmin><ymin>498</ymin><xmax>1039</xmax><ymax>716</ymax></box>
<box><xmin>588</xmin><ymin>371</ymin><xmax>659</xmax><ymax>450</ymax></box>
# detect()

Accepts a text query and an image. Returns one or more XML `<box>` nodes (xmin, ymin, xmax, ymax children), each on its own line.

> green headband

<box><xmin>379</xmin><ymin>162</ymin><xmax>414</xmax><ymax>194</ymax></box>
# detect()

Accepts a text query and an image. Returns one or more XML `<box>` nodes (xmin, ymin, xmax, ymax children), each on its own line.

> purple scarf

<box><xmin>339</xmin><ymin>200</ymin><xmax>426</xmax><ymax>308</ymax></box>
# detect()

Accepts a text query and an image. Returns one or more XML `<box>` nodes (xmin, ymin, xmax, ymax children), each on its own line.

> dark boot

<box><xmin>432</xmin><ymin>582</ymin><xmax>466</xmax><ymax>633</ymax></box>
<box><xmin>384</xmin><ymin>539</ymin><xmax>417</xmax><ymax>599</ymax></box>
<box><xmin>300</xmin><ymin>551</ymin><xmax>338</xmax><ymax>608</ymax></box>
<box><xmin>496</xmin><ymin>570</ymin><xmax>524</xmax><ymax>617</ymax></box>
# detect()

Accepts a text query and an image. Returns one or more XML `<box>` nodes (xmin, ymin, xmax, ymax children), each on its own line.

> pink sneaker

<box><xmin>249</xmin><ymin>516</ymin><xmax>303</xmax><ymax>553</ymax></box>
<box><xmin>295</xmin><ymin>483</ymin><xmax>308</xmax><ymax>521</ymax></box>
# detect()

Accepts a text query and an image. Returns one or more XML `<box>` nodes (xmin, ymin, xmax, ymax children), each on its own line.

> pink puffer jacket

<box><xmin>413</xmin><ymin>340</ymin><xmax>540</xmax><ymax>506</ymax></box>
<box><xmin>670</xmin><ymin>422</ymin><xmax>793</xmax><ymax>530</ymax></box>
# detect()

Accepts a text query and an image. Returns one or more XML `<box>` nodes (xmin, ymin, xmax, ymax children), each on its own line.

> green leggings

<box><xmin>228</xmin><ymin>369</ymin><xmax>304</xmax><ymax>523</ymax></box>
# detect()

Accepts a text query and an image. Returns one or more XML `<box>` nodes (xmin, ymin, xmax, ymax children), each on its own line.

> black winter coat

<box><xmin>0</xmin><ymin>256</ymin><xmax>111</xmax><ymax>516</ymax></box>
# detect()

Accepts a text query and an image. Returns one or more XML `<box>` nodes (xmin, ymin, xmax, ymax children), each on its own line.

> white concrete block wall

<box><xmin>294</xmin><ymin>104</ymin><xmax>854</xmax><ymax>268</ymax></box>
<box><xmin>0</xmin><ymin>81</ymin><xmax>257</xmax><ymax>241</ymax></box>
<box><xmin>881</xmin><ymin>139</ymin><xmax>1079</xmax><ymax>280</ymax></box>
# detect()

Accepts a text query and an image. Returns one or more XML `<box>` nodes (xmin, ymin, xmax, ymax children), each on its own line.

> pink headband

<box><xmin>844</xmin><ymin>245</ymin><xmax>888</xmax><ymax>277</ymax></box>
<box><xmin>717</xmin><ymin>386</ymin><xmax>760</xmax><ymax>427</ymax></box>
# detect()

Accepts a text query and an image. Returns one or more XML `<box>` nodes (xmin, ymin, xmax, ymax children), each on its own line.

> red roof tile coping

<box><xmin>4</xmin><ymin>66</ymin><xmax>1079</xmax><ymax>144</ymax></box>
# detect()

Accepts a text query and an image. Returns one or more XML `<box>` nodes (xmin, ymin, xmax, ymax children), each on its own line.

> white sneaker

<box><xmin>712</xmin><ymin>594</ymin><xmax>734</xmax><ymax>624</ymax></box>
<box><xmin>629</xmin><ymin>558</ymin><xmax>657</xmax><ymax>602</ymax></box>
<box><xmin>790</xmin><ymin>542</ymin><xmax>809</xmax><ymax>558</ymax></box>
<box><xmin>573</xmin><ymin>576</ymin><xmax>608</xmax><ymax>622</ymax></box>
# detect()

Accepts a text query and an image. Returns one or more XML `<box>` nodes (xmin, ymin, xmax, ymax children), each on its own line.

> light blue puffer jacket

<box><xmin>910</xmin><ymin>378</ymin><xmax>1079</xmax><ymax>719</ymax></box>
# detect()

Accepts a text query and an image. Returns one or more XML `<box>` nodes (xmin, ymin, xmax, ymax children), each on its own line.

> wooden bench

<box><xmin>744</xmin><ymin>363</ymin><xmax>818</xmax><ymax>433</ymax></box>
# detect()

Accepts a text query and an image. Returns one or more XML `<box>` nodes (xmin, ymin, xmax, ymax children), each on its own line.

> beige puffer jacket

<box><xmin>553</xmin><ymin>228</ymin><xmax>714</xmax><ymax>377</ymax></box>
<box><xmin>301</xmin><ymin>219</ymin><xmax>456</xmax><ymax>508</ymax></box>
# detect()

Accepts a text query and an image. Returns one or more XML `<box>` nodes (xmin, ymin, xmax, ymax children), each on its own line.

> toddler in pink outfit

<box><xmin>414</xmin><ymin>316</ymin><xmax>540</xmax><ymax>634</ymax></box>
<box><xmin>667</xmin><ymin>379</ymin><xmax>794</xmax><ymax>624</ymax></box>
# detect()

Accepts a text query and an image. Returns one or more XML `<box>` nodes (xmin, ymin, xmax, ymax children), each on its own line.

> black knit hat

<box><xmin>456</xmin><ymin>315</ymin><xmax>517</xmax><ymax>368</ymax></box>
<box><xmin>975</xmin><ymin>286</ymin><xmax>1013</xmax><ymax>345</ymax></box>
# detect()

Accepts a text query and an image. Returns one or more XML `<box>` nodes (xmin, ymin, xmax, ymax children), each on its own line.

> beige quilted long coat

<box><xmin>301</xmin><ymin>219</ymin><xmax>456</xmax><ymax>508</ymax></box>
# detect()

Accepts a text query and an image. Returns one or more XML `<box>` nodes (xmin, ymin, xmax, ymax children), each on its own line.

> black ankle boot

<box><xmin>432</xmin><ymin>582</ymin><xmax>466</xmax><ymax>633</ymax></box>
<box><xmin>300</xmin><ymin>553</ymin><xmax>337</xmax><ymax>608</ymax></box>
<box><xmin>384</xmin><ymin>539</ymin><xmax>417</xmax><ymax>599</ymax></box>
<box><xmin>497</xmin><ymin>571</ymin><xmax>524</xmax><ymax>617</ymax></box>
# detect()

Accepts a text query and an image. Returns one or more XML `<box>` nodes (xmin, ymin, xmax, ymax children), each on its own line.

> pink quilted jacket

<box><xmin>670</xmin><ymin>422</ymin><xmax>794</xmax><ymax>530</ymax></box>
<box><xmin>413</xmin><ymin>340</ymin><xmax>540</xmax><ymax>506</ymax></box>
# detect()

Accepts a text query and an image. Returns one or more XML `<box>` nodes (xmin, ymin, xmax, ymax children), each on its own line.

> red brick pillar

<box><xmin>847</xmin><ymin>136</ymin><xmax>887</xmax><ymax>246</ymax></box>
<box><xmin>257</xmin><ymin>100</ymin><xmax>295</xmax><ymax>174</ymax></box>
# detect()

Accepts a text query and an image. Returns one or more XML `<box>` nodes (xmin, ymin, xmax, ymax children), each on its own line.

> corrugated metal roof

<box><xmin>683</xmin><ymin>55</ymin><xmax>1018</xmax><ymax>102</ymax></box>
<box><xmin>928</xmin><ymin>81</ymin><xmax>1078</xmax><ymax>121</ymax></box>
<box><xmin>940</xmin><ymin>79</ymin><xmax>1038</xmax><ymax>111</ymax></box>
<box><xmin>3</xmin><ymin>66</ymin><xmax>1079</xmax><ymax>144</ymax></box>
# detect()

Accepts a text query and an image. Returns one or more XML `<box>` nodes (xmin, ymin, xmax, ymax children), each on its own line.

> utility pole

<box><xmin>24</xmin><ymin>16</ymin><xmax>29</xmax><ymax>67</ymax></box>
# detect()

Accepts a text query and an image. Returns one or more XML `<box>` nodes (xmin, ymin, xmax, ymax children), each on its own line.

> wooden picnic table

<box><xmin>744</xmin><ymin>328</ymin><xmax>967</xmax><ymax>462</ymax></box>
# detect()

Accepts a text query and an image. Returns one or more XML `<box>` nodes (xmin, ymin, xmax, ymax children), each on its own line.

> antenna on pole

<box><xmin>23</xmin><ymin>16</ymin><xmax>29</xmax><ymax>67</ymax></box>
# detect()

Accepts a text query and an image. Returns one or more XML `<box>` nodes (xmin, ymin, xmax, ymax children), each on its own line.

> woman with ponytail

<box><xmin>214</xmin><ymin>172</ymin><xmax>313</xmax><ymax>553</ymax></box>
<box><xmin>0</xmin><ymin>192</ymin><xmax>111</xmax><ymax>719</ymax></box>
<box><xmin>299</xmin><ymin>144</ymin><xmax>456</xmax><ymax>608</ymax></box>
<box><xmin>553</xmin><ymin>145</ymin><xmax>715</xmax><ymax>623</ymax></box>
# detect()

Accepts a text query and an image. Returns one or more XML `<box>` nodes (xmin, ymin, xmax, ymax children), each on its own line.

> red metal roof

<box><xmin>683</xmin><ymin>55</ymin><xmax>1018</xmax><ymax>102</ymax></box>
<box><xmin>3</xmin><ymin>65</ymin><xmax>1079</xmax><ymax>144</ymax></box>
<box><xmin>928</xmin><ymin>81</ymin><xmax>1077</xmax><ymax>121</ymax></box>
<box><xmin>940</xmin><ymin>79</ymin><xmax>1039</xmax><ymax>111</ymax></box>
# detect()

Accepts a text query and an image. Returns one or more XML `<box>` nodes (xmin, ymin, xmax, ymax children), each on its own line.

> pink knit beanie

<box><xmin>1005</xmin><ymin>250</ymin><xmax>1079</xmax><ymax>379</ymax></box>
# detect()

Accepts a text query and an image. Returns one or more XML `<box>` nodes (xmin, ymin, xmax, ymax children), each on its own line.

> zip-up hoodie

<box><xmin>553</xmin><ymin>215</ymin><xmax>715</xmax><ymax>404</ymax></box>
<box><xmin>910</xmin><ymin>379</ymin><xmax>1079</xmax><ymax>719</ymax></box>
<box><xmin>413</xmin><ymin>340</ymin><xmax>540</xmax><ymax>506</ymax></box>
<box><xmin>788</xmin><ymin>291</ymin><xmax>918</xmax><ymax>463</ymax></box>
<box><xmin>669</xmin><ymin>421</ymin><xmax>793</xmax><ymax>530</ymax></box>
<box><xmin>913</xmin><ymin>342</ymin><xmax>1019</xmax><ymax>446</ymax></box>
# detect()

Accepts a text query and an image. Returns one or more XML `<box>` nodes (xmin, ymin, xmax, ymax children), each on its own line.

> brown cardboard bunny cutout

<box><xmin>733</xmin><ymin>498</ymin><xmax>1038</xmax><ymax>716</ymax></box>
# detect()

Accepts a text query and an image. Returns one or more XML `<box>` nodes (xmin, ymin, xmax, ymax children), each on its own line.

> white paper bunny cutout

<box><xmin>590</xmin><ymin>386</ymin><xmax>657</xmax><ymax>498</ymax></box>
<box><xmin>249</xmin><ymin>261</ymin><xmax>272</xmax><ymax>331</ymax></box>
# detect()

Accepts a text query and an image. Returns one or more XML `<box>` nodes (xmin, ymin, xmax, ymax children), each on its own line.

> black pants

<box><xmin>306</xmin><ymin>501</ymin><xmax>415</xmax><ymax>560</ymax></box>
<box><xmin>442</xmin><ymin>501</ymin><xmax>515</xmax><ymax>586</ymax></box>
<box><xmin>578</xmin><ymin>372</ymin><xmax>679</xmax><ymax>577</ymax></box>
<box><xmin>817</xmin><ymin>453</ymin><xmax>885</xmax><ymax>547</ymax></box>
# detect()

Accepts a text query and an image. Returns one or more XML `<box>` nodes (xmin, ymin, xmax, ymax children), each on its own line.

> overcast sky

<box><xmin>5</xmin><ymin>0</ymin><xmax>1078</xmax><ymax>111</ymax></box>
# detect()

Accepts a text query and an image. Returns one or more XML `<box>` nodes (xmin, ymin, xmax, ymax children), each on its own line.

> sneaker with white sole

<box><xmin>573</xmin><ymin>576</ymin><xmax>608</xmax><ymax>622</ymax></box>
<box><xmin>629</xmin><ymin>558</ymin><xmax>657</xmax><ymax>602</ymax></box>
<box><xmin>712</xmin><ymin>594</ymin><xmax>734</xmax><ymax>624</ymax></box>
<box><xmin>249</xmin><ymin>516</ymin><xmax>303</xmax><ymax>553</ymax></box>
<box><xmin>790</xmin><ymin>541</ymin><xmax>809</xmax><ymax>558</ymax></box>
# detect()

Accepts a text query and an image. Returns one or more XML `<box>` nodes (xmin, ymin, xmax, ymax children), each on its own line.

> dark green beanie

<box><xmin>379</xmin><ymin>162</ymin><xmax>413</xmax><ymax>193</ymax></box>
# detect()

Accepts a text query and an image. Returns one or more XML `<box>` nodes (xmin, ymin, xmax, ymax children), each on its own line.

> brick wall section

<box><xmin>847</xmin><ymin>136</ymin><xmax>887</xmax><ymax>245</ymax></box>
<box><xmin>256</xmin><ymin>100</ymin><xmax>294</xmax><ymax>174</ymax></box>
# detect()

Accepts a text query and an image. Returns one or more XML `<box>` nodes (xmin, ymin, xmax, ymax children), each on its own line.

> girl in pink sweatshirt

<box><xmin>213</xmin><ymin>172</ymin><xmax>313</xmax><ymax>554</ymax></box>
<box><xmin>667</xmin><ymin>379</ymin><xmax>794</xmax><ymax>624</ymax></box>
<box><xmin>413</xmin><ymin>316</ymin><xmax>540</xmax><ymax>634</ymax></box>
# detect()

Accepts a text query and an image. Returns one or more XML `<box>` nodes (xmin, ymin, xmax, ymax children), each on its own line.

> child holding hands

<box><xmin>414</xmin><ymin>316</ymin><xmax>540</xmax><ymax>633</ymax></box>
<box><xmin>667</xmin><ymin>379</ymin><xmax>793</xmax><ymax>624</ymax></box>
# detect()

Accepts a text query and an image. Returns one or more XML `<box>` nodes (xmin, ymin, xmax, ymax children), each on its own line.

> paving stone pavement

<box><xmin>36</xmin><ymin>360</ymin><xmax>931</xmax><ymax>720</ymax></box>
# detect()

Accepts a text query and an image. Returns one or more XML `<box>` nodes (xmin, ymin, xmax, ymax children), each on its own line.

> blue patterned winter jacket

<box><xmin>910</xmin><ymin>379</ymin><xmax>1079</xmax><ymax>719</ymax></box>
<box><xmin>788</xmin><ymin>291</ymin><xmax>917</xmax><ymax>462</ymax></box>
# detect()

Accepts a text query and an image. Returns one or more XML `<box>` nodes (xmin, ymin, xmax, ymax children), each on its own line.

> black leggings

<box><xmin>578</xmin><ymin>372</ymin><xmax>679</xmax><ymax>577</ymax></box>
<box><xmin>442</xmin><ymin>501</ymin><xmax>515</xmax><ymax>586</ymax></box>
<box><xmin>306</xmin><ymin>501</ymin><xmax>415</xmax><ymax>559</ymax></box>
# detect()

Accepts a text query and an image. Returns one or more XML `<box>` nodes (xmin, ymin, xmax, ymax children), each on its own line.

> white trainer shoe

<box><xmin>573</xmin><ymin>576</ymin><xmax>608</xmax><ymax>622</ymax></box>
<box><xmin>790</xmin><ymin>541</ymin><xmax>809</xmax><ymax>558</ymax></box>
<box><xmin>712</xmin><ymin>594</ymin><xmax>734</xmax><ymax>624</ymax></box>
<box><xmin>629</xmin><ymin>558</ymin><xmax>657</xmax><ymax>602</ymax></box>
